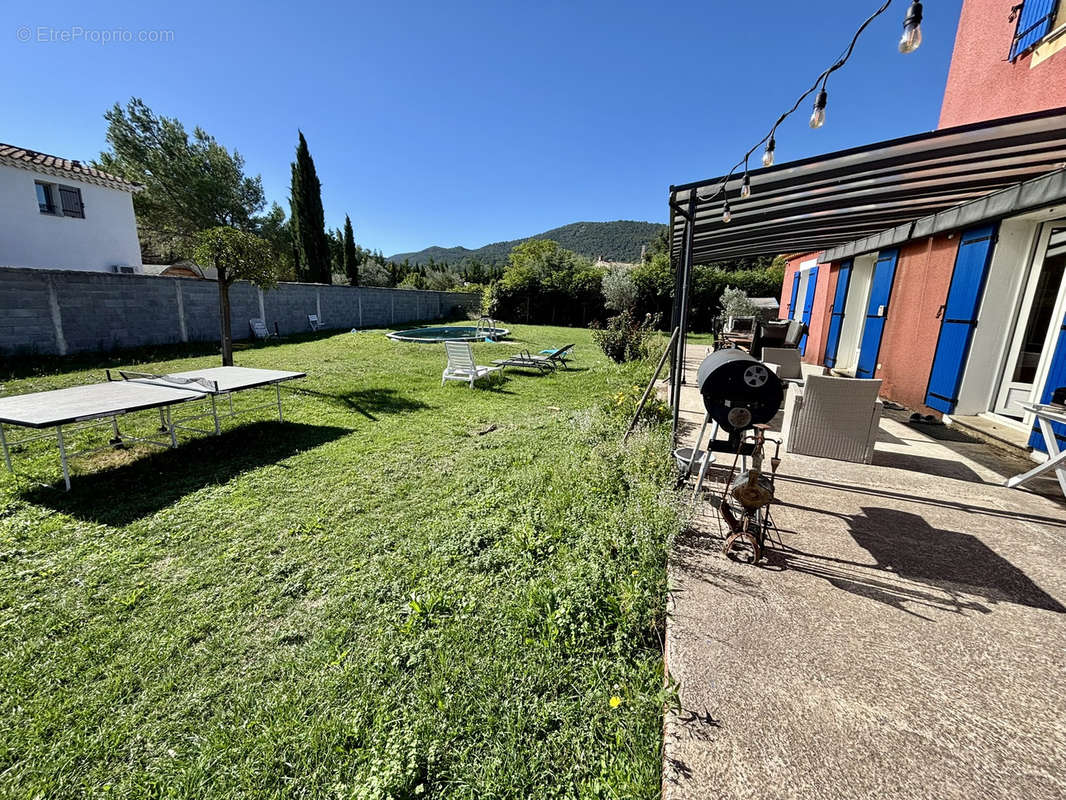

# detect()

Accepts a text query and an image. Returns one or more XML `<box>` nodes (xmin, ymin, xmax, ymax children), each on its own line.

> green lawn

<box><xmin>0</xmin><ymin>323</ymin><xmax>680</xmax><ymax>799</ymax></box>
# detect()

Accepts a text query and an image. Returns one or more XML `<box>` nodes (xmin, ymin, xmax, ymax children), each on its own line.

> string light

<box><xmin>692</xmin><ymin>0</ymin><xmax>908</xmax><ymax>221</ymax></box>
<box><xmin>762</xmin><ymin>135</ymin><xmax>776</xmax><ymax>168</ymax></box>
<box><xmin>899</xmin><ymin>1</ymin><xmax>923</xmax><ymax>53</ymax></box>
<box><xmin>809</xmin><ymin>88</ymin><xmax>828</xmax><ymax>129</ymax></box>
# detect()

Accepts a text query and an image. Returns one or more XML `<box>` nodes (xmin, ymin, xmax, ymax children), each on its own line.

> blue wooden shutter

<box><xmin>855</xmin><ymin>250</ymin><xmax>900</xmax><ymax>379</ymax></box>
<box><xmin>1030</xmin><ymin>308</ymin><xmax>1066</xmax><ymax>452</ymax></box>
<box><xmin>787</xmin><ymin>270</ymin><xmax>801</xmax><ymax>318</ymax></box>
<box><xmin>824</xmin><ymin>260</ymin><xmax>853</xmax><ymax>368</ymax></box>
<box><xmin>924</xmin><ymin>224</ymin><xmax>998</xmax><ymax>413</ymax></box>
<box><xmin>799</xmin><ymin>267</ymin><xmax>819</xmax><ymax>355</ymax></box>
<box><xmin>1011</xmin><ymin>0</ymin><xmax>1059</xmax><ymax>60</ymax></box>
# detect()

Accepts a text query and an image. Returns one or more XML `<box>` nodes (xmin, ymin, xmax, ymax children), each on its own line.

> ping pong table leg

<box><xmin>210</xmin><ymin>395</ymin><xmax>221</xmax><ymax>435</ymax></box>
<box><xmin>0</xmin><ymin>424</ymin><xmax>11</xmax><ymax>473</ymax></box>
<box><xmin>158</xmin><ymin>407</ymin><xmax>168</xmax><ymax>433</ymax></box>
<box><xmin>166</xmin><ymin>406</ymin><xmax>177</xmax><ymax>448</ymax></box>
<box><xmin>56</xmin><ymin>425</ymin><xmax>71</xmax><ymax>491</ymax></box>
<box><xmin>276</xmin><ymin>383</ymin><xmax>284</xmax><ymax>423</ymax></box>
<box><xmin>110</xmin><ymin>417</ymin><xmax>122</xmax><ymax>446</ymax></box>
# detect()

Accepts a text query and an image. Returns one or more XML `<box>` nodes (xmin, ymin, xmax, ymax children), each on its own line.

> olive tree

<box><xmin>602</xmin><ymin>264</ymin><xmax>639</xmax><ymax>312</ymax></box>
<box><xmin>193</xmin><ymin>227</ymin><xmax>277</xmax><ymax>366</ymax></box>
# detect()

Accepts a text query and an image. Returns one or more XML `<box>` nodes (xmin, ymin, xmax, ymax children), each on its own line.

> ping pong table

<box><xmin>0</xmin><ymin>366</ymin><xmax>305</xmax><ymax>490</ymax></box>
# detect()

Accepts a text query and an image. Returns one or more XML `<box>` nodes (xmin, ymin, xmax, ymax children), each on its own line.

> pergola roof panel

<box><xmin>670</xmin><ymin>107</ymin><xmax>1066</xmax><ymax>265</ymax></box>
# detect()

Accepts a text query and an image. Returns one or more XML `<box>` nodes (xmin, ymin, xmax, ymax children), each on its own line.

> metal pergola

<box><xmin>667</xmin><ymin>106</ymin><xmax>1066</xmax><ymax>433</ymax></box>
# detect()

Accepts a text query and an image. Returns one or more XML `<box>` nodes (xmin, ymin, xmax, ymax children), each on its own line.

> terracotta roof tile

<box><xmin>0</xmin><ymin>143</ymin><xmax>139</xmax><ymax>190</ymax></box>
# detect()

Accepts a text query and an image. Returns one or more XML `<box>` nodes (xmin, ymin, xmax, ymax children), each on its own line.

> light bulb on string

<box><xmin>899</xmin><ymin>1</ymin><xmax>922</xmax><ymax>53</ymax></box>
<box><xmin>809</xmin><ymin>89</ymin><xmax>828</xmax><ymax>129</ymax></box>
<box><xmin>762</xmin><ymin>136</ymin><xmax>776</xmax><ymax>168</ymax></box>
<box><xmin>740</xmin><ymin>172</ymin><xmax>751</xmax><ymax>199</ymax></box>
<box><xmin>722</xmin><ymin>200</ymin><xmax>732</xmax><ymax>224</ymax></box>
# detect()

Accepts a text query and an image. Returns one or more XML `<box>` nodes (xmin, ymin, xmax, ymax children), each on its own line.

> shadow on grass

<box><xmin>290</xmin><ymin>387</ymin><xmax>432</xmax><ymax>420</ymax></box>
<box><xmin>25</xmin><ymin>421</ymin><xmax>350</xmax><ymax>525</ymax></box>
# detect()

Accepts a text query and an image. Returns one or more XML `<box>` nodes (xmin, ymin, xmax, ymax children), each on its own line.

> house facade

<box><xmin>0</xmin><ymin>143</ymin><xmax>142</xmax><ymax>273</ymax></box>
<box><xmin>778</xmin><ymin>0</ymin><xmax>1066</xmax><ymax>453</ymax></box>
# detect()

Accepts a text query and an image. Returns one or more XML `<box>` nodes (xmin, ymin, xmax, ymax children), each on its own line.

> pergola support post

<box><xmin>671</xmin><ymin>192</ymin><xmax>697</xmax><ymax>439</ymax></box>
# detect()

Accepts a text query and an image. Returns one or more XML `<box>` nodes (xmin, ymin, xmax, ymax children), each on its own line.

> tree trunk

<box><xmin>217</xmin><ymin>268</ymin><xmax>233</xmax><ymax>366</ymax></box>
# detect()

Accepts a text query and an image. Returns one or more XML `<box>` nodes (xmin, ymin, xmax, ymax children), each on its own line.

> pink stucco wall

<box><xmin>778</xmin><ymin>252</ymin><xmax>833</xmax><ymax>364</ymax></box>
<box><xmin>939</xmin><ymin>0</ymin><xmax>1066</xmax><ymax>128</ymax></box>
<box><xmin>873</xmin><ymin>236</ymin><xmax>961</xmax><ymax>413</ymax></box>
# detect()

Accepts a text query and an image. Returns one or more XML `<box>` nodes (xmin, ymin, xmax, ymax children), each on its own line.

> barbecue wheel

<box><xmin>723</xmin><ymin>518</ymin><xmax>762</xmax><ymax>564</ymax></box>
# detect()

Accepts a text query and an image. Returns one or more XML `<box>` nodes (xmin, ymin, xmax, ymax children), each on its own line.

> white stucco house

<box><xmin>0</xmin><ymin>143</ymin><xmax>142</xmax><ymax>272</ymax></box>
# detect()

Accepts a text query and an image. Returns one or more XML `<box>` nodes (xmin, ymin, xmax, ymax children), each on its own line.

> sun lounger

<box><xmin>494</xmin><ymin>344</ymin><xmax>575</xmax><ymax>373</ymax></box>
<box><xmin>492</xmin><ymin>350</ymin><xmax>556</xmax><ymax>373</ymax></box>
<box><xmin>442</xmin><ymin>342</ymin><xmax>501</xmax><ymax>388</ymax></box>
<box><xmin>538</xmin><ymin>344</ymin><xmax>575</xmax><ymax>368</ymax></box>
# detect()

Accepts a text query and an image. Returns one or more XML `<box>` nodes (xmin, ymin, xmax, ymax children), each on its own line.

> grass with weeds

<box><xmin>0</xmin><ymin>323</ymin><xmax>681</xmax><ymax>799</ymax></box>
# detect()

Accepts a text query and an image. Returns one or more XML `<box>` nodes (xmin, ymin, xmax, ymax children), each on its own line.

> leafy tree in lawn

<box><xmin>193</xmin><ymin>227</ymin><xmax>276</xmax><ymax>366</ymax></box>
<box><xmin>493</xmin><ymin>239</ymin><xmax>606</xmax><ymax>324</ymax></box>
<box><xmin>342</xmin><ymin>215</ymin><xmax>360</xmax><ymax>285</ymax></box>
<box><xmin>97</xmin><ymin>97</ymin><xmax>265</xmax><ymax>260</ymax></box>
<box><xmin>289</xmin><ymin>131</ymin><xmax>332</xmax><ymax>284</ymax></box>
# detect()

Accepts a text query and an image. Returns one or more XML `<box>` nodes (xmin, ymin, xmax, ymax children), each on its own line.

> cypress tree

<box><xmin>289</xmin><ymin>131</ymin><xmax>332</xmax><ymax>284</ymax></box>
<box><xmin>343</xmin><ymin>215</ymin><xmax>359</xmax><ymax>286</ymax></box>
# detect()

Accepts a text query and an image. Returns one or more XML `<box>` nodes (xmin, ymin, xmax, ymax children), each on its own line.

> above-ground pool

<box><xmin>387</xmin><ymin>325</ymin><xmax>511</xmax><ymax>343</ymax></box>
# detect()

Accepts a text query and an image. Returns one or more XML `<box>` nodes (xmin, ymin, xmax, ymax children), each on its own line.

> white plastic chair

<box><xmin>442</xmin><ymin>342</ymin><xmax>501</xmax><ymax>389</ymax></box>
<box><xmin>781</xmin><ymin>375</ymin><xmax>882</xmax><ymax>464</ymax></box>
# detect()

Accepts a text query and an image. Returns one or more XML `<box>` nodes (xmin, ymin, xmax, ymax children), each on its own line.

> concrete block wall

<box><xmin>0</xmin><ymin>267</ymin><xmax>480</xmax><ymax>356</ymax></box>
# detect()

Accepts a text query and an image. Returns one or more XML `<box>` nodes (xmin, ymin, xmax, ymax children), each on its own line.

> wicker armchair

<box><xmin>781</xmin><ymin>375</ymin><xmax>882</xmax><ymax>464</ymax></box>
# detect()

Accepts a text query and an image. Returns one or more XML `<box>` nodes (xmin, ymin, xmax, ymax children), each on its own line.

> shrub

<box><xmin>592</xmin><ymin>310</ymin><xmax>658</xmax><ymax>363</ymax></box>
<box><xmin>606</xmin><ymin>383</ymin><xmax>670</xmax><ymax>427</ymax></box>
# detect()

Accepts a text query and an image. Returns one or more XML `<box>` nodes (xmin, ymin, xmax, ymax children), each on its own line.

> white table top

<box><xmin>0</xmin><ymin>381</ymin><xmax>204</xmax><ymax>428</ymax></box>
<box><xmin>1022</xmin><ymin>403</ymin><xmax>1066</xmax><ymax>424</ymax></box>
<box><xmin>126</xmin><ymin>366</ymin><xmax>306</xmax><ymax>394</ymax></box>
<box><xmin>0</xmin><ymin>367</ymin><xmax>306</xmax><ymax>429</ymax></box>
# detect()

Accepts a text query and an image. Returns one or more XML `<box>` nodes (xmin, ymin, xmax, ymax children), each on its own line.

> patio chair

<box><xmin>442</xmin><ymin>341</ymin><xmax>502</xmax><ymax>388</ymax></box>
<box><xmin>249</xmin><ymin>318</ymin><xmax>271</xmax><ymax>340</ymax></box>
<box><xmin>783</xmin><ymin>320</ymin><xmax>808</xmax><ymax>348</ymax></box>
<box><xmin>781</xmin><ymin>375</ymin><xmax>883</xmax><ymax>464</ymax></box>
<box><xmin>308</xmin><ymin>314</ymin><xmax>324</xmax><ymax>332</ymax></box>
<box><xmin>749</xmin><ymin>320</ymin><xmax>788</xmax><ymax>359</ymax></box>
<box><xmin>762</xmin><ymin>347</ymin><xmax>804</xmax><ymax>386</ymax></box>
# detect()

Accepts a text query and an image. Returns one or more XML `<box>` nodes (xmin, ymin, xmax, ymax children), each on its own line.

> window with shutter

<box><xmin>58</xmin><ymin>185</ymin><xmax>84</xmax><ymax>218</ymax></box>
<box><xmin>35</xmin><ymin>182</ymin><xmax>56</xmax><ymax>214</ymax></box>
<box><xmin>1010</xmin><ymin>0</ymin><xmax>1060</xmax><ymax>61</ymax></box>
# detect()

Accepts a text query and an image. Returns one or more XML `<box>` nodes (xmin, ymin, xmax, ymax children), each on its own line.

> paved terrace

<box><xmin>662</xmin><ymin>345</ymin><xmax>1066</xmax><ymax>800</ymax></box>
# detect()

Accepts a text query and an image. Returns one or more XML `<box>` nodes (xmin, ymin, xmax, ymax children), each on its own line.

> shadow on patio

<box><xmin>769</xmin><ymin>505</ymin><xmax>1066</xmax><ymax>618</ymax></box>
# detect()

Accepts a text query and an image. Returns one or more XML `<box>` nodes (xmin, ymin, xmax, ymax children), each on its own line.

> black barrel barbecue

<box><xmin>696</xmin><ymin>349</ymin><xmax>783</xmax><ymax>442</ymax></box>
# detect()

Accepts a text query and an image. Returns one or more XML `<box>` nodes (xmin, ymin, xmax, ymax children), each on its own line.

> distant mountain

<box><xmin>389</xmin><ymin>220</ymin><xmax>667</xmax><ymax>266</ymax></box>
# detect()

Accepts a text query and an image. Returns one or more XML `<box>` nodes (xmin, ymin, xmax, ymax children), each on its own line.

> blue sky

<box><xmin>2</xmin><ymin>0</ymin><xmax>963</xmax><ymax>255</ymax></box>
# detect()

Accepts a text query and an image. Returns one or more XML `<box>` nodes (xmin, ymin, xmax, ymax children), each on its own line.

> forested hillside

<box><xmin>389</xmin><ymin>220</ymin><xmax>666</xmax><ymax>266</ymax></box>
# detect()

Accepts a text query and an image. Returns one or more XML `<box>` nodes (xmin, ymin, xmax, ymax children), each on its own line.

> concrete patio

<box><xmin>663</xmin><ymin>345</ymin><xmax>1066</xmax><ymax>800</ymax></box>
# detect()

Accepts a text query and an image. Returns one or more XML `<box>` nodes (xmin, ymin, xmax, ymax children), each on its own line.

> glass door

<box><xmin>995</xmin><ymin>224</ymin><xmax>1066</xmax><ymax>418</ymax></box>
